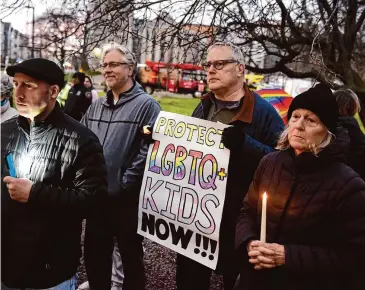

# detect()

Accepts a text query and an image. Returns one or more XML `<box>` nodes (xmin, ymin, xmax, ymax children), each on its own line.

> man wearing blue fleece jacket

<box><xmin>82</xmin><ymin>43</ymin><xmax>161</xmax><ymax>290</ymax></box>
<box><xmin>175</xmin><ymin>42</ymin><xmax>284</xmax><ymax>290</ymax></box>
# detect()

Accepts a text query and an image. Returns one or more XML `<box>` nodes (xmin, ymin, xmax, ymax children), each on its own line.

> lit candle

<box><xmin>260</xmin><ymin>192</ymin><xmax>267</xmax><ymax>242</ymax></box>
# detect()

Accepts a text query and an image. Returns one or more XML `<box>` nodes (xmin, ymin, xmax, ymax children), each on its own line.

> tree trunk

<box><xmin>80</xmin><ymin>53</ymin><xmax>90</xmax><ymax>71</ymax></box>
<box><xmin>59</xmin><ymin>48</ymin><xmax>66</xmax><ymax>70</ymax></box>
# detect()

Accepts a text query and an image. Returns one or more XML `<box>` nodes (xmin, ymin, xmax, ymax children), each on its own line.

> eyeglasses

<box><xmin>101</xmin><ymin>62</ymin><xmax>129</xmax><ymax>69</ymax></box>
<box><xmin>201</xmin><ymin>60</ymin><xmax>238</xmax><ymax>71</ymax></box>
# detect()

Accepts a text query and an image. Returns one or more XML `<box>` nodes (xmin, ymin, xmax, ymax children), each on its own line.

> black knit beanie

<box><xmin>287</xmin><ymin>83</ymin><xmax>339</xmax><ymax>132</ymax></box>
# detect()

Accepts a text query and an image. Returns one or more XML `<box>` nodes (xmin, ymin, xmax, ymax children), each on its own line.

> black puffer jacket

<box><xmin>1</xmin><ymin>103</ymin><xmax>107</xmax><ymax>289</ymax></box>
<box><xmin>235</xmin><ymin>130</ymin><xmax>365</xmax><ymax>290</ymax></box>
<box><xmin>338</xmin><ymin>116</ymin><xmax>365</xmax><ymax>180</ymax></box>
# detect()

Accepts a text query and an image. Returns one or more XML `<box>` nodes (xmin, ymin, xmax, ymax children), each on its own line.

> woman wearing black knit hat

<box><xmin>234</xmin><ymin>83</ymin><xmax>365</xmax><ymax>290</ymax></box>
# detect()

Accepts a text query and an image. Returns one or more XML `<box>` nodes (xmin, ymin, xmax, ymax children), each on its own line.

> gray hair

<box><xmin>207</xmin><ymin>42</ymin><xmax>245</xmax><ymax>65</ymax></box>
<box><xmin>101</xmin><ymin>42</ymin><xmax>137</xmax><ymax>77</ymax></box>
<box><xmin>276</xmin><ymin>125</ymin><xmax>335</xmax><ymax>156</ymax></box>
<box><xmin>1</xmin><ymin>74</ymin><xmax>13</xmax><ymax>99</ymax></box>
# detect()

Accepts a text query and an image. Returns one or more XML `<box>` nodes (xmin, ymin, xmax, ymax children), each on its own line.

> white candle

<box><xmin>260</xmin><ymin>192</ymin><xmax>267</xmax><ymax>242</ymax></box>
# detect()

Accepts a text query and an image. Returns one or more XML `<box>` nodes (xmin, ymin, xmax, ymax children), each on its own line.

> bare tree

<box><xmin>34</xmin><ymin>10</ymin><xmax>81</xmax><ymax>68</ymax></box>
<box><xmin>3</xmin><ymin>0</ymin><xmax>365</xmax><ymax>123</ymax></box>
<box><xmin>88</xmin><ymin>0</ymin><xmax>365</xmax><ymax>124</ymax></box>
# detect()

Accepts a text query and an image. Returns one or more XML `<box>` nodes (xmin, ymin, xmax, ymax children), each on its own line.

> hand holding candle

<box><xmin>248</xmin><ymin>241</ymin><xmax>285</xmax><ymax>269</ymax></box>
<box><xmin>248</xmin><ymin>192</ymin><xmax>286</xmax><ymax>270</ymax></box>
<box><xmin>260</xmin><ymin>192</ymin><xmax>267</xmax><ymax>242</ymax></box>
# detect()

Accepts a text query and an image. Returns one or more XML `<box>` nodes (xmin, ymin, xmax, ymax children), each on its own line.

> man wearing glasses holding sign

<box><xmin>82</xmin><ymin>43</ymin><xmax>160</xmax><ymax>290</ymax></box>
<box><xmin>175</xmin><ymin>42</ymin><xmax>284</xmax><ymax>290</ymax></box>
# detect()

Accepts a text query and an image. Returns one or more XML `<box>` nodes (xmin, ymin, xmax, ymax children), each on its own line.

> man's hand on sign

<box><xmin>221</xmin><ymin>122</ymin><xmax>246</xmax><ymax>151</ymax></box>
<box><xmin>3</xmin><ymin>176</ymin><xmax>33</xmax><ymax>203</ymax></box>
<box><xmin>141</xmin><ymin>124</ymin><xmax>155</xmax><ymax>145</ymax></box>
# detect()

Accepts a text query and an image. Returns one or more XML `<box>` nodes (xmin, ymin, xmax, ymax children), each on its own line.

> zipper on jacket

<box><xmin>24</xmin><ymin>123</ymin><xmax>35</xmax><ymax>177</ymax></box>
<box><xmin>275</xmin><ymin>176</ymin><xmax>298</xmax><ymax>241</ymax></box>
<box><xmin>102</xmin><ymin>106</ymin><xmax>115</xmax><ymax>146</ymax></box>
<box><xmin>201</xmin><ymin>101</ymin><xmax>206</xmax><ymax>119</ymax></box>
<box><xmin>26</xmin><ymin>122</ymin><xmax>34</xmax><ymax>152</ymax></box>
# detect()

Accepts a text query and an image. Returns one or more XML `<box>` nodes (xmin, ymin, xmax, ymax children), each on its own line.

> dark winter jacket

<box><xmin>235</xmin><ymin>130</ymin><xmax>365</xmax><ymax>290</ymax></box>
<box><xmin>338</xmin><ymin>116</ymin><xmax>365</xmax><ymax>180</ymax></box>
<box><xmin>64</xmin><ymin>84</ymin><xmax>91</xmax><ymax>121</ymax></box>
<box><xmin>81</xmin><ymin>82</ymin><xmax>161</xmax><ymax>196</ymax></box>
<box><xmin>192</xmin><ymin>87</ymin><xmax>284</xmax><ymax>272</ymax></box>
<box><xmin>1</xmin><ymin>103</ymin><xmax>107</xmax><ymax>289</ymax></box>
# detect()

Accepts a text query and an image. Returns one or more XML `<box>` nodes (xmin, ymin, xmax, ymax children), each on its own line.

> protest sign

<box><xmin>137</xmin><ymin>111</ymin><xmax>230</xmax><ymax>269</ymax></box>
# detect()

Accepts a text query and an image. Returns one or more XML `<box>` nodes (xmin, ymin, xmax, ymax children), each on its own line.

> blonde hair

<box><xmin>333</xmin><ymin>88</ymin><xmax>361</xmax><ymax>117</ymax></box>
<box><xmin>276</xmin><ymin>125</ymin><xmax>335</xmax><ymax>156</ymax></box>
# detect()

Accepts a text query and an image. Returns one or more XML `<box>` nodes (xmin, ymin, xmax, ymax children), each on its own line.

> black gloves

<box><xmin>221</xmin><ymin>123</ymin><xmax>246</xmax><ymax>151</ymax></box>
<box><xmin>140</xmin><ymin>124</ymin><xmax>155</xmax><ymax>145</ymax></box>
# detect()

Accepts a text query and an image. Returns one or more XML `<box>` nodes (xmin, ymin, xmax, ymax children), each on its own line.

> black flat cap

<box><xmin>6</xmin><ymin>58</ymin><xmax>65</xmax><ymax>90</ymax></box>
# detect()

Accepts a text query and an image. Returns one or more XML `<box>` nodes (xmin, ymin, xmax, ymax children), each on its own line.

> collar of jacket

<box><xmin>284</xmin><ymin>127</ymin><xmax>350</xmax><ymax>174</ymax></box>
<box><xmin>103</xmin><ymin>80</ymin><xmax>138</xmax><ymax>108</ymax></box>
<box><xmin>17</xmin><ymin>102</ymin><xmax>64</xmax><ymax>134</ymax></box>
<box><xmin>201</xmin><ymin>82</ymin><xmax>255</xmax><ymax>123</ymax></box>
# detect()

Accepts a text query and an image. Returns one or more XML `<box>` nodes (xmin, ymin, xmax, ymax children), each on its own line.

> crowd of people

<box><xmin>1</xmin><ymin>41</ymin><xmax>365</xmax><ymax>290</ymax></box>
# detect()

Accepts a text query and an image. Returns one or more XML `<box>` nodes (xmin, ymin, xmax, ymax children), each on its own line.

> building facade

<box><xmin>1</xmin><ymin>20</ymin><xmax>31</xmax><ymax>68</ymax></box>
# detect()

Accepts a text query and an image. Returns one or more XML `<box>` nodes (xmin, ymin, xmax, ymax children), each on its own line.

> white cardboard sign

<box><xmin>137</xmin><ymin>111</ymin><xmax>230</xmax><ymax>270</ymax></box>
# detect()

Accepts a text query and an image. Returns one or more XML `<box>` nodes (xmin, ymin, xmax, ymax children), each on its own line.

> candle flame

<box><xmin>263</xmin><ymin>192</ymin><xmax>267</xmax><ymax>200</ymax></box>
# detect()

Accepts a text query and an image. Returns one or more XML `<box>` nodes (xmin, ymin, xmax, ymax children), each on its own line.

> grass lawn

<box><xmin>96</xmin><ymin>92</ymin><xmax>199</xmax><ymax>116</ymax></box>
<box><xmin>154</xmin><ymin>97</ymin><xmax>200</xmax><ymax>116</ymax></box>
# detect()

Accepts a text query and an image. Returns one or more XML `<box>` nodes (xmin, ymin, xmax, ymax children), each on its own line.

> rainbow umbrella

<box><xmin>256</xmin><ymin>88</ymin><xmax>293</xmax><ymax>124</ymax></box>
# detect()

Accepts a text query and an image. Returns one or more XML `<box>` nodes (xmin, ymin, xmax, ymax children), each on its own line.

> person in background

<box><xmin>1</xmin><ymin>58</ymin><xmax>107</xmax><ymax>290</ymax></box>
<box><xmin>333</xmin><ymin>88</ymin><xmax>365</xmax><ymax>180</ymax></box>
<box><xmin>175</xmin><ymin>42</ymin><xmax>284</xmax><ymax>290</ymax></box>
<box><xmin>82</xmin><ymin>43</ymin><xmax>161</xmax><ymax>290</ymax></box>
<box><xmin>64</xmin><ymin>72</ymin><xmax>91</xmax><ymax>121</ymax></box>
<box><xmin>1</xmin><ymin>74</ymin><xmax>18</xmax><ymax>122</ymax></box>
<box><xmin>84</xmin><ymin>76</ymin><xmax>99</xmax><ymax>103</ymax></box>
<box><xmin>234</xmin><ymin>83</ymin><xmax>365</xmax><ymax>290</ymax></box>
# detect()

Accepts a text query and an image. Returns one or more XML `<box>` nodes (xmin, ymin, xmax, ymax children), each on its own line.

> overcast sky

<box><xmin>2</xmin><ymin>0</ymin><xmax>212</xmax><ymax>35</ymax></box>
<box><xmin>2</xmin><ymin>0</ymin><xmax>48</xmax><ymax>33</ymax></box>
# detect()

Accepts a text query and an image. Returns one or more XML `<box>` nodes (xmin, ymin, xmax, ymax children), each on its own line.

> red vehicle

<box><xmin>138</xmin><ymin>61</ymin><xmax>207</xmax><ymax>97</ymax></box>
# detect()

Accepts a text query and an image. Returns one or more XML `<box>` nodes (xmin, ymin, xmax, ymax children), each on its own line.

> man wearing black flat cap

<box><xmin>1</xmin><ymin>58</ymin><xmax>108</xmax><ymax>290</ymax></box>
